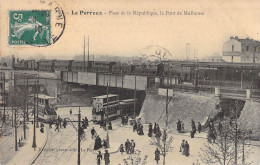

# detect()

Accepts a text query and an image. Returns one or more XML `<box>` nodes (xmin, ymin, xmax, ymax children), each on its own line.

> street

<box><xmin>31</xmin><ymin>107</ymin><xmax>260</xmax><ymax>165</ymax></box>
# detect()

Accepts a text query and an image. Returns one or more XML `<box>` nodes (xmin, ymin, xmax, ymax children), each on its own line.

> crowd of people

<box><xmin>147</xmin><ymin>123</ymin><xmax>162</xmax><ymax>139</ymax></box>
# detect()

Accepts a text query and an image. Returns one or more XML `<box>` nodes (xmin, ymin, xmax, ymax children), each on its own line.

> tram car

<box><xmin>92</xmin><ymin>94</ymin><xmax>120</xmax><ymax>123</ymax></box>
<box><xmin>119</xmin><ymin>99</ymin><xmax>139</xmax><ymax>116</ymax></box>
<box><xmin>34</xmin><ymin>94</ymin><xmax>57</xmax><ymax>122</ymax></box>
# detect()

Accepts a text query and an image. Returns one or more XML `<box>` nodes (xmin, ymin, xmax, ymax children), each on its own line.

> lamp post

<box><xmin>36</xmin><ymin>77</ymin><xmax>39</xmax><ymax>128</ymax></box>
<box><xmin>77</xmin><ymin>107</ymin><xmax>81</xmax><ymax>165</ymax></box>
<box><xmin>106</xmin><ymin>82</ymin><xmax>110</xmax><ymax>148</ymax></box>
<box><xmin>32</xmin><ymin>81</ymin><xmax>37</xmax><ymax>148</ymax></box>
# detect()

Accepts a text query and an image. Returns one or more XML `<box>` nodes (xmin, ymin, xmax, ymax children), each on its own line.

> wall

<box><xmin>140</xmin><ymin>92</ymin><xmax>219</xmax><ymax>132</ymax></box>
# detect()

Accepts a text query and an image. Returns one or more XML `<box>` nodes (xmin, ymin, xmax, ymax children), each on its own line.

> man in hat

<box><xmin>180</xmin><ymin>140</ymin><xmax>185</xmax><ymax>155</ymax></box>
<box><xmin>104</xmin><ymin>150</ymin><xmax>110</xmax><ymax>165</ymax></box>
<box><xmin>125</xmin><ymin>139</ymin><xmax>130</xmax><ymax>154</ymax></box>
<box><xmin>154</xmin><ymin>148</ymin><xmax>160</xmax><ymax>164</ymax></box>
<box><xmin>148</xmin><ymin>123</ymin><xmax>153</xmax><ymax>137</ymax></box>
<box><xmin>91</xmin><ymin>127</ymin><xmax>96</xmax><ymax>139</ymax></box>
<box><xmin>177</xmin><ymin>119</ymin><xmax>182</xmax><ymax>133</ymax></box>
<box><xmin>198</xmin><ymin>122</ymin><xmax>202</xmax><ymax>133</ymax></box>
<box><xmin>130</xmin><ymin>140</ymin><xmax>135</xmax><ymax>154</ymax></box>
<box><xmin>184</xmin><ymin>140</ymin><xmax>190</xmax><ymax>157</ymax></box>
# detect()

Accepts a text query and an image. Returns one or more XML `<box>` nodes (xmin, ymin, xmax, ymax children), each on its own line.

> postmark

<box><xmin>8</xmin><ymin>0</ymin><xmax>66</xmax><ymax>47</ymax></box>
<box><xmin>140</xmin><ymin>45</ymin><xmax>173</xmax><ymax>61</ymax></box>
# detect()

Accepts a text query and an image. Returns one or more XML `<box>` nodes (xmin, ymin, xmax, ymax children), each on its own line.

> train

<box><xmin>12</xmin><ymin>57</ymin><xmax>260</xmax><ymax>89</ymax></box>
<box><xmin>13</xmin><ymin>58</ymin><xmax>192</xmax><ymax>78</ymax></box>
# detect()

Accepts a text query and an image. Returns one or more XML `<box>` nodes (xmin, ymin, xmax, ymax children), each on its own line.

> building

<box><xmin>222</xmin><ymin>36</ymin><xmax>260</xmax><ymax>63</ymax></box>
<box><xmin>0</xmin><ymin>65</ymin><xmax>14</xmax><ymax>105</ymax></box>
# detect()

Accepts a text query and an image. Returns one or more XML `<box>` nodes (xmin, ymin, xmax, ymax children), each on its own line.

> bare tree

<box><xmin>149</xmin><ymin>130</ymin><xmax>174</xmax><ymax>165</ymax></box>
<box><xmin>200</xmin><ymin>123</ymin><xmax>235</xmax><ymax>165</ymax></box>
<box><xmin>123</xmin><ymin>149</ymin><xmax>148</xmax><ymax>165</ymax></box>
<box><xmin>200</xmin><ymin>99</ymin><xmax>254</xmax><ymax>165</ymax></box>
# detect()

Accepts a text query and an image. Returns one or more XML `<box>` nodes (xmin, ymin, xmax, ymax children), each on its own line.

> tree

<box><xmin>123</xmin><ymin>149</ymin><xmax>148</xmax><ymax>165</ymax></box>
<box><xmin>149</xmin><ymin>130</ymin><xmax>174</xmax><ymax>165</ymax></box>
<box><xmin>200</xmin><ymin>123</ymin><xmax>235</xmax><ymax>165</ymax></box>
<box><xmin>200</xmin><ymin>99</ymin><xmax>254</xmax><ymax>165</ymax></box>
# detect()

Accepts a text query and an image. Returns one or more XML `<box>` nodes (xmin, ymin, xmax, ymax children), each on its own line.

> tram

<box><xmin>119</xmin><ymin>99</ymin><xmax>139</xmax><ymax>116</ymax></box>
<box><xmin>92</xmin><ymin>94</ymin><xmax>140</xmax><ymax>123</ymax></box>
<box><xmin>92</xmin><ymin>94</ymin><xmax>120</xmax><ymax>123</ymax></box>
<box><xmin>34</xmin><ymin>94</ymin><xmax>57</xmax><ymax>122</ymax></box>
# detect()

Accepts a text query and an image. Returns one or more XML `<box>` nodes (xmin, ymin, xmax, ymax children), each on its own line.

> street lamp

<box><xmin>32</xmin><ymin>81</ymin><xmax>37</xmax><ymax>148</ymax></box>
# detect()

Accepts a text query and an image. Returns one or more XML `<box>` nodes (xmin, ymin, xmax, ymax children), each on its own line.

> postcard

<box><xmin>0</xmin><ymin>0</ymin><xmax>260</xmax><ymax>165</ymax></box>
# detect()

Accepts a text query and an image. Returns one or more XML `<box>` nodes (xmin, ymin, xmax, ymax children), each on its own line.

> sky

<box><xmin>0</xmin><ymin>0</ymin><xmax>260</xmax><ymax>60</ymax></box>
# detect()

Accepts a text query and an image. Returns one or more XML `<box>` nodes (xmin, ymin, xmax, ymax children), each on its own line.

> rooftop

<box><xmin>93</xmin><ymin>94</ymin><xmax>119</xmax><ymax>99</ymax></box>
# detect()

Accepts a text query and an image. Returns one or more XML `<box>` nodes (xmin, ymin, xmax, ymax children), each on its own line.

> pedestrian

<box><xmin>63</xmin><ymin>119</ymin><xmax>67</xmax><ymax>128</ymax></box>
<box><xmin>153</xmin><ymin>123</ymin><xmax>157</xmax><ymax>134</ymax></box>
<box><xmin>191</xmin><ymin>119</ymin><xmax>196</xmax><ymax>134</ymax></box>
<box><xmin>155</xmin><ymin>125</ymin><xmax>162</xmax><ymax>138</ymax></box>
<box><xmin>70</xmin><ymin>109</ymin><xmax>72</xmax><ymax>115</ymax></box>
<box><xmin>85</xmin><ymin>117</ymin><xmax>89</xmax><ymax>128</ymax></box>
<box><xmin>218</xmin><ymin>121</ymin><xmax>222</xmax><ymax>134</ymax></box>
<box><xmin>133</xmin><ymin>121</ymin><xmax>137</xmax><ymax>132</ymax></box>
<box><xmin>184</xmin><ymin>140</ymin><xmax>190</xmax><ymax>157</ymax></box>
<box><xmin>181</xmin><ymin>122</ymin><xmax>185</xmax><ymax>133</ymax></box>
<box><xmin>198</xmin><ymin>122</ymin><xmax>202</xmax><ymax>133</ymax></box>
<box><xmin>130</xmin><ymin>140</ymin><xmax>135</xmax><ymax>154</ymax></box>
<box><xmin>104</xmin><ymin>150</ymin><xmax>110</xmax><ymax>165</ymax></box>
<box><xmin>91</xmin><ymin>127</ymin><xmax>96</xmax><ymax>139</ymax></box>
<box><xmin>121</xmin><ymin>115</ymin><xmax>125</xmax><ymax>125</ymax></box>
<box><xmin>180</xmin><ymin>139</ymin><xmax>185</xmax><ymax>155</ymax></box>
<box><xmin>55</xmin><ymin>122</ymin><xmax>59</xmax><ymax>132</ymax></box>
<box><xmin>137</xmin><ymin>124</ymin><xmax>144</xmax><ymax>135</ymax></box>
<box><xmin>102</xmin><ymin>139</ymin><xmax>108</xmax><ymax>149</ymax></box>
<box><xmin>119</xmin><ymin>144</ymin><xmax>124</xmax><ymax>155</ymax></box>
<box><xmin>154</xmin><ymin>148</ymin><xmax>160</xmax><ymax>164</ymax></box>
<box><xmin>126</xmin><ymin>115</ymin><xmax>129</xmax><ymax>124</ymax></box>
<box><xmin>49</xmin><ymin>121</ymin><xmax>52</xmax><ymax>128</ymax></box>
<box><xmin>108</xmin><ymin>121</ymin><xmax>112</xmax><ymax>130</ymax></box>
<box><xmin>125</xmin><ymin>139</ymin><xmax>130</xmax><ymax>154</ymax></box>
<box><xmin>148</xmin><ymin>123</ymin><xmax>153</xmax><ymax>137</ymax></box>
<box><xmin>177</xmin><ymin>119</ymin><xmax>182</xmax><ymax>133</ymax></box>
<box><xmin>97</xmin><ymin>151</ymin><xmax>102</xmax><ymax>165</ymax></box>
<box><xmin>94</xmin><ymin>135</ymin><xmax>102</xmax><ymax>150</ymax></box>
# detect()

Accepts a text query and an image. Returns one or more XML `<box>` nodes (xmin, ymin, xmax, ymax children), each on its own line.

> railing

<box><xmin>146</xmin><ymin>84</ymin><xmax>260</xmax><ymax>98</ymax></box>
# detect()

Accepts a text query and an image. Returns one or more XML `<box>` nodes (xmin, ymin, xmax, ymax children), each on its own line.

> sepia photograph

<box><xmin>0</xmin><ymin>0</ymin><xmax>260</xmax><ymax>164</ymax></box>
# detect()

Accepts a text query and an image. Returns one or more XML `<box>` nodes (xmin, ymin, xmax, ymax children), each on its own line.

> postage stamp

<box><xmin>9</xmin><ymin>10</ymin><xmax>51</xmax><ymax>46</ymax></box>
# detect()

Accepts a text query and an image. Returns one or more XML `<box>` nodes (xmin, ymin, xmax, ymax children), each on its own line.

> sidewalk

<box><xmin>7</xmin><ymin>122</ymin><xmax>47</xmax><ymax>165</ymax></box>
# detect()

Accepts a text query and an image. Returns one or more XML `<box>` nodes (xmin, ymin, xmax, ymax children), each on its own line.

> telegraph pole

<box><xmin>134</xmin><ymin>65</ymin><xmax>136</xmax><ymax>118</ymax></box>
<box><xmin>14</xmin><ymin>107</ymin><xmax>18</xmax><ymax>151</ymax></box>
<box><xmin>163</xmin><ymin>62</ymin><xmax>170</xmax><ymax>165</ymax></box>
<box><xmin>3</xmin><ymin>74</ymin><xmax>6</xmax><ymax>124</ymax></box>
<box><xmin>106</xmin><ymin>82</ymin><xmax>110</xmax><ymax>148</ymax></box>
<box><xmin>77</xmin><ymin>107</ymin><xmax>81</xmax><ymax>165</ymax></box>
<box><xmin>83</xmin><ymin>36</ymin><xmax>86</xmax><ymax>72</ymax></box>
<box><xmin>32</xmin><ymin>81</ymin><xmax>37</xmax><ymax>148</ymax></box>
<box><xmin>26</xmin><ymin>78</ymin><xmax>29</xmax><ymax>120</ymax></box>
<box><xmin>87</xmin><ymin>36</ymin><xmax>90</xmax><ymax>72</ymax></box>
<box><xmin>23</xmin><ymin>76</ymin><xmax>26</xmax><ymax>139</ymax></box>
<box><xmin>36</xmin><ymin>76</ymin><xmax>39</xmax><ymax>128</ymax></box>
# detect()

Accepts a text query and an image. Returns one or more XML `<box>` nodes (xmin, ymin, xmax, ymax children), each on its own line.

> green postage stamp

<box><xmin>9</xmin><ymin>10</ymin><xmax>51</xmax><ymax>46</ymax></box>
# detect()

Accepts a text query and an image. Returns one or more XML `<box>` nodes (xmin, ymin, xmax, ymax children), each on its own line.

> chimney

<box><xmin>235</xmin><ymin>36</ymin><xmax>238</xmax><ymax>39</ymax></box>
<box><xmin>230</xmin><ymin>36</ymin><xmax>234</xmax><ymax>40</ymax></box>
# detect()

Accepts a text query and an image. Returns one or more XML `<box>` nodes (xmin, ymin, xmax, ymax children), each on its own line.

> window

<box><xmin>247</xmin><ymin>46</ymin><xmax>249</xmax><ymax>51</ymax></box>
<box><xmin>232</xmin><ymin>45</ymin><xmax>234</xmax><ymax>51</ymax></box>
